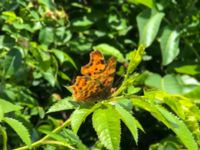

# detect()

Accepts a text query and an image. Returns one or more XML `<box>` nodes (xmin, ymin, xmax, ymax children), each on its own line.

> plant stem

<box><xmin>0</xmin><ymin>125</ymin><xmax>7</xmax><ymax>150</ymax></box>
<box><xmin>14</xmin><ymin>118</ymin><xmax>71</xmax><ymax>150</ymax></box>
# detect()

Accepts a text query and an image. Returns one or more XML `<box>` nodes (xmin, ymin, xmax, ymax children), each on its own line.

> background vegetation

<box><xmin>0</xmin><ymin>0</ymin><xmax>200</xmax><ymax>150</ymax></box>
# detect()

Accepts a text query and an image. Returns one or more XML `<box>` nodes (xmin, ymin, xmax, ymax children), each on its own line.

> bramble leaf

<box><xmin>4</xmin><ymin>117</ymin><xmax>31</xmax><ymax>148</ymax></box>
<box><xmin>92</xmin><ymin>106</ymin><xmax>120</xmax><ymax>150</ymax></box>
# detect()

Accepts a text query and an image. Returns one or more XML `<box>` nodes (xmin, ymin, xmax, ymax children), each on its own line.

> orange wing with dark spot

<box><xmin>71</xmin><ymin>51</ymin><xmax>116</xmax><ymax>102</ymax></box>
<box><xmin>81</xmin><ymin>51</ymin><xmax>106</xmax><ymax>76</ymax></box>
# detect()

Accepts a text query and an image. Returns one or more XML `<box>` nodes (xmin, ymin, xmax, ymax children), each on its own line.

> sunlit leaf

<box><xmin>160</xmin><ymin>26</ymin><xmax>180</xmax><ymax>65</ymax></box>
<box><xmin>47</xmin><ymin>97</ymin><xmax>78</xmax><ymax>113</ymax></box>
<box><xmin>71</xmin><ymin>103</ymin><xmax>100</xmax><ymax>134</ymax></box>
<box><xmin>137</xmin><ymin>9</ymin><xmax>164</xmax><ymax>47</ymax></box>
<box><xmin>127</xmin><ymin>0</ymin><xmax>156</xmax><ymax>8</ymax></box>
<box><xmin>92</xmin><ymin>106</ymin><xmax>120</xmax><ymax>150</ymax></box>
<box><xmin>175</xmin><ymin>65</ymin><xmax>200</xmax><ymax>75</ymax></box>
<box><xmin>93</xmin><ymin>43</ymin><xmax>124</xmax><ymax>62</ymax></box>
<box><xmin>155</xmin><ymin>106</ymin><xmax>198</xmax><ymax>150</ymax></box>
<box><xmin>115</xmin><ymin>104</ymin><xmax>144</xmax><ymax>143</ymax></box>
<box><xmin>0</xmin><ymin>98</ymin><xmax>22</xmax><ymax>113</ymax></box>
<box><xmin>4</xmin><ymin>117</ymin><xmax>31</xmax><ymax>148</ymax></box>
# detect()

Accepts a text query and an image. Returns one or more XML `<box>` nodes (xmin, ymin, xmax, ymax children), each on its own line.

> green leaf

<box><xmin>72</xmin><ymin>16</ymin><xmax>93</xmax><ymax>27</ymax></box>
<box><xmin>47</xmin><ymin>97</ymin><xmax>79</xmax><ymax>113</ymax></box>
<box><xmin>137</xmin><ymin>9</ymin><xmax>164</xmax><ymax>47</ymax></box>
<box><xmin>71</xmin><ymin>103</ymin><xmax>100</xmax><ymax>134</ymax></box>
<box><xmin>3</xmin><ymin>49</ymin><xmax>23</xmax><ymax>78</ymax></box>
<box><xmin>0</xmin><ymin>105</ymin><xmax>3</xmax><ymax>121</ymax></box>
<box><xmin>92</xmin><ymin>106</ymin><xmax>120</xmax><ymax>150</ymax></box>
<box><xmin>155</xmin><ymin>106</ymin><xmax>198</xmax><ymax>150</ymax></box>
<box><xmin>130</xmin><ymin>98</ymin><xmax>170</xmax><ymax>127</ymax></box>
<box><xmin>160</xmin><ymin>26</ymin><xmax>180</xmax><ymax>65</ymax></box>
<box><xmin>58</xmin><ymin>71</ymin><xmax>71</xmax><ymax>81</ymax></box>
<box><xmin>4</xmin><ymin>117</ymin><xmax>31</xmax><ymax>148</ymax></box>
<box><xmin>39</xmin><ymin>129</ymin><xmax>74</xmax><ymax>149</ymax></box>
<box><xmin>145</xmin><ymin>73</ymin><xmax>199</xmax><ymax>94</ymax></box>
<box><xmin>93</xmin><ymin>43</ymin><xmax>124</xmax><ymax>62</ymax></box>
<box><xmin>127</xmin><ymin>0</ymin><xmax>156</xmax><ymax>8</ymax></box>
<box><xmin>62</xmin><ymin>129</ymin><xmax>88</xmax><ymax>150</ymax></box>
<box><xmin>185</xmin><ymin>86</ymin><xmax>200</xmax><ymax>99</ymax></box>
<box><xmin>0</xmin><ymin>98</ymin><xmax>22</xmax><ymax>113</ymax></box>
<box><xmin>127</xmin><ymin>45</ymin><xmax>145</xmax><ymax>75</ymax></box>
<box><xmin>175</xmin><ymin>65</ymin><xmax>200</xmax><ymax>75</ymax></box>
<box><xmin>42</xmin><ymin>68</ymin><xmax>56</xmax><ymax>86</ymax></box>
<box><xmin>115</xmin><ymin>104</ymin><xmax>143</xmax><ymax>144</ymax></box>
<box><xmin>52</xmin><ymin>49</ymin><xmax>77</xmax><ymax>69</ymax></box>
<box><xmin>39</xmin><ymin>27</ymin><xmax>54</xmax><ymax>45</ymax></box>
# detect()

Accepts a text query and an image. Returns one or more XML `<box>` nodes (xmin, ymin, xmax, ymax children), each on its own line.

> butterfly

<box><xmin>71</xmin><ymin>51</ymin><xmax>116</xmax><ymax>102</ymax></box>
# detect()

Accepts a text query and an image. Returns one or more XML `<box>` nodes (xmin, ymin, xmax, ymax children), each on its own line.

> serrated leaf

<box><xmin>52</xmin><ymin>49</ymin><xmax>77</xmax><ymax>69</ymax></box>
<box><xmin>130</xmin><ymin>98</ymin><xmax>170</xmax><ymax>127</ymax></box>
<box><xmin>4</xmin><ymin>117</ymin><xmax>31</xmax><ymax>148</ymax></box>
<box><xmin>0</xmin><ymin>98</ymin><xmax>22</xmax><ymax>113</ymax></box>
<box><xmin>92</xmin><ymin>106</ymin><xmax>120</xmax><ymax>150</ymax></box>
<box><xmin>155</xmin><ymin>106</ymin><xmax>198</xmax><ymax>150</ymax></box>
<box><xmin>93</xmin><ymin>43</ymin><xmax>124</xmax><ymax>62</ymax></box>
<box><xmin>137</xmin><ymin>9</ymin><xmax>164</xmax><ymax>47</ymax></box>
<box><xmin>160</xmin><ymin>26</ymin><xmax>180</xmax><ymax>65</ymax></box>
<box><xmin>47</xmin><ymin>97</ymin><xmax>79</xmax><ymax>113</ymax></box>
<box><xmin>62</xmin><ymin>129</ymin><xmax>88</xmax><ymax>150</ymax></box>
<box><xmin>71</xmin><ymin>103</ymin><xmax>100</xmax><ymax>134</ymax></box>
<box><xmin>39</xmin><ymin>129</ymin><xmax>74</xmax><ymax>149</ymax></box>
<box><xmin>115</xmin><ymin>104</ymin><xmax>143</xmax><ymax>144</ymax></box>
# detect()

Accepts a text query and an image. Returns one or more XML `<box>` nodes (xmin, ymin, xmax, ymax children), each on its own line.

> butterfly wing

<box><xmin>81</xmin><ymin>51</ymin><xmax>106</xmax><ymax>76</ymax></box>
<box><xmin>71</xmin><ymin>51</ymin><xmax>117</xmax><ymax>102</ymax></box>
<box><xmin>71</xmin><ymin>76</ymin><xmax>104</xmax><ymax>102</ymax></box>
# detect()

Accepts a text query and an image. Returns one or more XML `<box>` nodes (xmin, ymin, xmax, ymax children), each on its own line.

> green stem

<box><xmin>40</xmin><ymin>140</ymin><xmax>74</xmax><ymax>149</ymax></box>
<box><xmin>112</xmin><ymin>74</ymin><xmax>128</xmax><ymax>97</ymax></box>
<box><xmin>14</xmin><ymin>118</ymin><xmax>71</xmax><ymax>150</ymax></box>
<box><xmin>0</xmin><ymin>125</ymin><xmax>7</xmax><ymax>150</ymax></box>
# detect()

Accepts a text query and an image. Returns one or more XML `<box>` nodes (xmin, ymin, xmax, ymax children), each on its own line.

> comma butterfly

<box><xmin>71</xmin><ymin>51</ymin><xmax>116</xmax><ymax>102</ymax></box>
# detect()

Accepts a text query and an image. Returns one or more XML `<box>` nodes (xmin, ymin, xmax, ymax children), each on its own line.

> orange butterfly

<box><xmin>71</xmin><ymin>51</ymin><xmax>116</xmax><ymax>102</ymax></box>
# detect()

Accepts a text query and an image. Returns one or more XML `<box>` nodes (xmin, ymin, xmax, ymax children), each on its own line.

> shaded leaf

<box><xmin>52</xmin><ymin>49</ymin><xmax>77</xmax><ymax>69</ymax></box>
<box><xmin>39</xmin><ymin>27</ymin><xmax>54</xmax><ymax>45</ymax></box>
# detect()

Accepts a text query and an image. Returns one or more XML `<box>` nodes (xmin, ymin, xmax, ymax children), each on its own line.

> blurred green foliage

<box><xmin>0</xmin><ymin>0</ymin><xmax>200</xmax><ymax>150</ymax></box>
